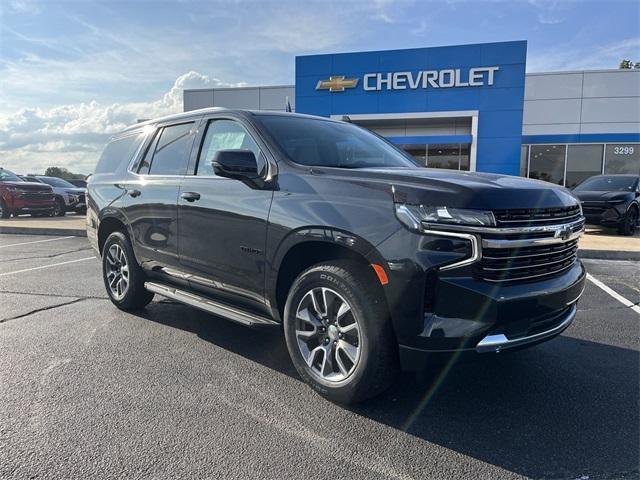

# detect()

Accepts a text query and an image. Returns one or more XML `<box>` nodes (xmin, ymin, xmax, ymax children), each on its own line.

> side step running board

<box><xmin>144</xmin><ymin>281</ymin><xmax>278</xmax><ymax>327</ymax></box>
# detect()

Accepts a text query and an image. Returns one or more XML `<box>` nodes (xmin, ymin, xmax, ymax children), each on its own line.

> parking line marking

<box><xmin>0</xmin><ymin>256</ymin><xmax>95</xmax><ymax>276</ymax></box>
<box><xmin>587</xmin><ymin>273</ymin><xmax>640</xmax><ymax>315</ymax></box>
<box><xmin>0</xmin><ymin>236</ymin><xmax>76</xmax><ymax>249</ymax></box>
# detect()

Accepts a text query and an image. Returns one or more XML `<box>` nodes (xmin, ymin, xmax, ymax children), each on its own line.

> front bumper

<box><xmin>582</xmin><ymin>203</ymin><xmax>627</xmax><ymax>226</ymax></box>
<box><xmin>8</xmin><ymin>194</ymin><xmax>56</xmax><ymax>213</ymax></box>
<box><xmin>397</xmin><ymin>261</ymin><xmax>586</xmax><ymax>363</ymax></box>
<box><xmin>376</xmin><ymin>212</ymin><xmax>588</xmax><ymax>371</ymax></box>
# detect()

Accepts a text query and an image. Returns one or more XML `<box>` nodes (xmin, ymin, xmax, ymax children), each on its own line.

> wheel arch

<box><xmin>97</xmin><ymin>210</ymin><xmax>135</xmax><ymax>256</ymax></box>
<box><xmin>268</xmin><ymin>227</ymin><xmax>390</xmax><ymax>323</ymax></box>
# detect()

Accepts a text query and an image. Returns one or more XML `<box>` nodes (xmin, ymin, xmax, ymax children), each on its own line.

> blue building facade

<box><xmin>295</xmin><ymin>41</ymin><xmax>527</xmax><ymax>176</ymax></box>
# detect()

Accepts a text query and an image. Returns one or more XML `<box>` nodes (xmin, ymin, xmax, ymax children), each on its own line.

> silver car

<box><xmin>22</xmin><ymin>175</ymin><xmax>86</xmax><ymax>216</ymax></box>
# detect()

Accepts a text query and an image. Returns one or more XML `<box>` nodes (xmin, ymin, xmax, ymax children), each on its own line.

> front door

<box><xmin>178</xmin><ymin>116</ymin><xmax>274</xmax><ymax>313</ymax></box>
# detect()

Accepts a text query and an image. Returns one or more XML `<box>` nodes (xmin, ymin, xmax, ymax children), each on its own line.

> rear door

<box><xmin>177</xmin><ymin>115</ymin><xmax>275</xmax><ymax>313</ymax></box>
<box><xmin>124</xmin><ymin>120</ymin><xmax>197</xmax><ymax>273</ymax></box>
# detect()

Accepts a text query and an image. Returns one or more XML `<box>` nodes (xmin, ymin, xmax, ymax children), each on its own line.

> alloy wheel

<box><xmin>105</xmin><ymin>244</ymin><xmax>130</xmax><ymax>300</ymax></box>
<box><xmin>295</xmin><ymin>287</ymin><xmax>361</xmax><ymax>383</ymax></box>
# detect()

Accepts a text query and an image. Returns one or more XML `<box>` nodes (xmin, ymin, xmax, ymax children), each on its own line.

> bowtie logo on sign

<box><xmin>315</xmin><ymin>76</ymin><xmax>359</xmax><ymax>92</ymax></box>
<box><xmin>316</xmin><ymin>67</ymin><xmax>499</xmax><ymax>92</ymax></box>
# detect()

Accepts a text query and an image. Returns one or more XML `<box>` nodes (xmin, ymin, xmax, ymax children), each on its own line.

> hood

<box><xmin>328</xmin><ymin>167</ymin><xmax>579</xmax><ymax>210</ymax></box>
<box><xmin>573</xmin><ymin>190</ymin><xmax>633</xmax><ymax>202</ymax></box>
<box><xmin>1</xmin><ymin>181</ymin><xmax>53</xmax><ymax>192</ymax></box>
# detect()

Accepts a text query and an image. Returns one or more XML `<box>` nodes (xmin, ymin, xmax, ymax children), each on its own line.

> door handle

<box><xmin>127</xmin><ymin>189</ymin><xmax>141</xmax><ymax>198</ymax></box>
<box><xmin>181</xmin><ymin>191</ymin><xmax>201</xmax><ymax>202</ymax></box>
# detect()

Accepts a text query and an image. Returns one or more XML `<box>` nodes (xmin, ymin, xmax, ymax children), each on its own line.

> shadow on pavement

<box><xmin>139</xmin><ymin>301</ymin><xmax>640</xmax><ymax>479</ymax></box>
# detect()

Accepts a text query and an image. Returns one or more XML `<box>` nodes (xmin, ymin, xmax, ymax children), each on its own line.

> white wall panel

<box><xmin>524</xmin><ymin>73</ymin><xmax>583</xmax><ymax>100</ymax></box>
<box><xmin>522</xmin><ymin>123</ymin><xmax>581</xmax><ymax>135</ymax></box>
<box><xmin>524</xmin><ymin>99</ymin><xmax>582</xmax><ymax>124</ymax></box>
<box><xmin>581</xmin><ymin>97</ymin><xmax>640</xmax><ymax>123</ymax></box>
<box><xmin>259</xmin><ymin>87</ymin><xmax>295</xmax><ymax>110</ymax></box>
<box><xmin>183</xmin><ymin>90</ymin><xmax>214</xmax><ymax>112</ymax></box>
<box><xmin>583</xmin><ymin>71</ymin><xmax>640</xmax><ymax>98</ymax></box>
<box><xmin>213</xmin><ymin>89</ymin><xmax>260</xmax><ymax>109</ymax></box>
<box><xmin>580</xmin><ymin>122</ymin><xmax>640</xmax><ymax>134</ymax></box>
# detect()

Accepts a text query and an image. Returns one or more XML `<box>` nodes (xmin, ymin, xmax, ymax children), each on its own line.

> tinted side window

<box><xmin>94</xmin><ymin>132</ymin><xmax>145</xmax><ymax>174</ymax></box>
<box><xmin>197</xmin><ymin>119</ymin><xmax>263</xmax><ymax>176</ymax></box>
<box><xmin>147</xmin><ymin>122</ymin><xmax>194</xmax><ymax>175</ymax></box>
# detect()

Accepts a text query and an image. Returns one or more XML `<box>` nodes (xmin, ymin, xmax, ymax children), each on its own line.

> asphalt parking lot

<box><xmin>1</xmin><ymin>234</ymin><xmax>638</xmax><ymax>480</ymax></box>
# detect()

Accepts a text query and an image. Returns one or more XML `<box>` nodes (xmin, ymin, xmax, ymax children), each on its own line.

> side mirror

<box><xmin>212</xmin><ymin>150</ymin><xmax>259</xmax><ymax>181</ymax></box>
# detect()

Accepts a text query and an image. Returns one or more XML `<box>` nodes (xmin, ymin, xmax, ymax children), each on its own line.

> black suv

<box><xmin>88</xmin><ymin>109</ymin><xmax>587</xmax><ymax>403</ymax></box>
<box><xmin>573</xmin><ymin>174</ymin><xmax>639</xmax><ymax>236</ymax></box>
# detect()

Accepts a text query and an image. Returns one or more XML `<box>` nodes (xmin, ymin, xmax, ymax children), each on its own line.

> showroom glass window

<box><xmin>197</xmin><ymin>119</ymin><xmax>263</xmax><ymax>176</ymax></box>
<box><xmin>565</xmin><ymin>144</ymin><xmax>604</xmax><ymax>188</ymax></box>
<box><xmin>423</xmin><ymin>144</ymin><xmax>470</xmax><ymax>171</ymax></box>
<box><xmin>400</xmin><ymin>145</ymin><xmax>426</xmax><ymax>165</ymax></box>
<box><xmin>604</xmin><ymin>144</ymin><xmax>640</xmax><ymax>174</ymax></box>
<box><xmin>528</xmin><ymin>145</ymin><xmax>566</xmax><ymax>185</ymax></box>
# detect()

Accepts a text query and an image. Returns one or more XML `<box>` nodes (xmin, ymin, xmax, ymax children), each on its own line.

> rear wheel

<box><xmin>618</xmin><ymin>206</ymin><xmax>638</xmax><ymax>236</ymax></box>
<box><xmin>102</xmin><ymin>231</ymin><xmax>154</xmax><ymax>310</ymax></box>
<box><xmin>0</xmin><ymin>198</ymin><xmax>10</xmax><ymax>219</ymax></box>
<box><xmin>283</xmin><ymin>261</ymin><xmax>398</xmax><ymax>404</ymax></box>
<box><xmin>53</xmin><ymin>198</ymin><xmax>66</xmax><ymax>217</ymax></box>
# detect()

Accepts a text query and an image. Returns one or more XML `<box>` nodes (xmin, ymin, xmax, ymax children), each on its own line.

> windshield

<box><xmin>256</xmin><ymin>115</ymin><xmax>417</xmax><ymax>169</ymax></box>
<box><xmin>37</xmin><ymin>176</ymin><xmax>76</xmax><ymax>188</ymax></box>
<box><xmin>574</xmin><ymin>176</ymin><xmax>637</xmax><ymax>192</ymax></box>
<box><xmin>0</xmin><ymin>168</ymin><xmax>23</xmax><ymax>182</ymax></box>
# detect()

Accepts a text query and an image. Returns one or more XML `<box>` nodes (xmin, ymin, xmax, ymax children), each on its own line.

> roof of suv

<box><xmin>120</xmin><ymin>108</ymin><xmax>341</xmax><ymax>134</ymax></box>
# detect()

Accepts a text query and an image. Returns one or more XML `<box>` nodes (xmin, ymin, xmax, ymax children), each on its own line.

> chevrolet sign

<box><xmin>316</xmin><ymin>66</ymin><xmax>499</xmax><ymax>92</ymax></box>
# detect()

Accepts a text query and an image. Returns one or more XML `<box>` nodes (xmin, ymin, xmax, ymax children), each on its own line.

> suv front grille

<box><xmin>477</xmin><ymin>238</ymin><xmax>579</xmax><ymax>283</ymax></box>
<box><xmin>492</xmin><ymin>205</ymin><xmax>582</xmax><ymax>227</ymax></box>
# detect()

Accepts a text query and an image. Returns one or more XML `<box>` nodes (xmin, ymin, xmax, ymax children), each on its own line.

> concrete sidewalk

<box><xmin>0</xmin><ymin>215</ymin><xmax>87</xmax><ymax>237</ymax></box>
<box><xmin>1</xmin><ymin>216</ymin><xmax>638</xmax><ymax>259</ymax></box>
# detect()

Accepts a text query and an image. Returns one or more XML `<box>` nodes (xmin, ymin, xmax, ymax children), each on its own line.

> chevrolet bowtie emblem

<box><xmin>316</xmin><ymin>76</ymin><xmax>359</xmax><ymax>92</ymax></box>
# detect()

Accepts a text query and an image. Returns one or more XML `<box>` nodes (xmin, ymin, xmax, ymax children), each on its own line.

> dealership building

<box><xmin>183</xmin><ymin>41</ymin><xmax>640</xmax><ymax>187</ymax></box>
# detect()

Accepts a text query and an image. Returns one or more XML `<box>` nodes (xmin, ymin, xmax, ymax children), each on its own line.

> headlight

<box><xmin>68</xmin><ymin>194</ymin><xmax>78</xmax><ymax>202</ymax></box>
<box><xmin>395</xmin><ymin>204</ymin><xmax>495</xmax><ymax>231</ymax></box>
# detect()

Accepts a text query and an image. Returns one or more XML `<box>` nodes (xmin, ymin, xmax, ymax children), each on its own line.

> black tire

<box><xmin>53</xmin><ymin>198</ymin><xmax>66</xmax><ymax>217</ymax></box>
<box><xmin>0</xmin><ymin>198</ymin><xmax>10</xmax><ymax>219</ymax></box>
<box><xmin>102</xmin><ymin>231</ymin><xmax>154</xmax><ymax>310</ymax></box>
<box><xmin>618</xmin><ymin>206</ymin><xmax>638</xmax><ymax>236</ymax></box>
<box><xmin>283</xmin><ymin>261</ymin><xmax>398</xmax><ymax>404</ymax></box>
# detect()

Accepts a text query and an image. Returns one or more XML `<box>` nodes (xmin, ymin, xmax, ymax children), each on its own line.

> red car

<box><xmin>0</xmin><ymin>167</ymin><xmax>56</xmax><ymax>218</ymax></box>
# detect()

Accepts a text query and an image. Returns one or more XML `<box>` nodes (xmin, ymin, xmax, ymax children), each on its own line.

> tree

<box><xmin>44</xmin><ymin>166</ymin><xmax>85</xmax><ymax>180</ymax></box>
<box><xmin>619</xmin><ymin>59</ymin><xmax>640</xmax><ymax>69</ymax></box>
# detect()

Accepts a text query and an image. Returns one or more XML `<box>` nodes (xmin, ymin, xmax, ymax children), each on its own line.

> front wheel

<box><xmin>102</xmin><ymin>231</ymin><xmax>154</xmax><ymax>310</ymax></box>
<box><xmin>618</xmin><ymin>207</ymin><xmax>638</xmax><ymax>236</ymax></box>
<box><xmin>0</xmin><ymin>198</ymin><xmax>10</xmax><ymax>219</ymax></box>
<box><xmin>283</xmin><ymin>261</ymin><xmax>398</xmax><ymax>404</ymax></box>
<box><xmin>53</xmin><ymin>198</ymin><xmax>66</xmax><ymax>217</ymax></box>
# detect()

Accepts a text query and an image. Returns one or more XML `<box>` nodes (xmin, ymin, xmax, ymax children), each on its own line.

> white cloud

<box><xmin>0</xmin><ymin>72</ymin><xmax>242</xmax><ymax>175</ymax></box>
<box><xmin>527</xmin><ymin>37</ymin><xmax>640</xmax><ymax>72</ymax></box>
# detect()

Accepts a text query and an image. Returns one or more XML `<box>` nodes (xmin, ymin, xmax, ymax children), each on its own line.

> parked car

<box><xmin>573</xmin><ymin>174</ymin><xmax>640</xmax><ymax>235</ymax></box>
<box><xmin>88</xmin><ymin>109</ymin><xmax>587</xmax><ymax>403</ymax></box>
<box><xmin>22</xmin><ymin>175</ymin><xmax>86</xmax><ymax>216</ymax></box>
<box><xmin>68</xmin><ymin>178</ymin><xmax>88</xmax><ymax>188</ymax></box>
<box><xmin>0</xmin><ymin>167</ymin><xmax>56</xmax><ymax>218</ymax></box>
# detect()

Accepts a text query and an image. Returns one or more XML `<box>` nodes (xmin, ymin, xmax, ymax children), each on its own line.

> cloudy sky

<box><xmin>1</xmin><ymin>0</ymin><xmax>639</xmax><ymax>174</ymax></box>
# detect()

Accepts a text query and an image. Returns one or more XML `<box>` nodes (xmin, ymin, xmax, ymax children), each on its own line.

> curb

<box><xmin>0</xmin><ymin>226</ymin><xmax>87</xmax><ymax>237</ymax></box>
<box><xmin>578</xmin><ymin>249</ymin><xmax>640</xmax><ymax>261</ymax></box>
